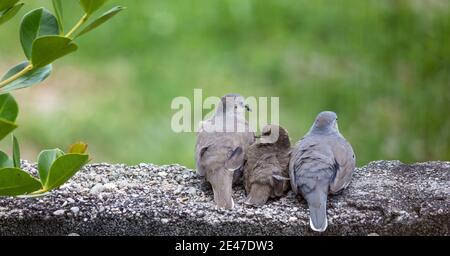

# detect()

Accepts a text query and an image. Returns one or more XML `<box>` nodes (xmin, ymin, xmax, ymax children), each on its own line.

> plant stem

<box><xmin>0</xmin><ymin>14</ymin><xmax>89</xmax><ymax>89</ymax></box>
<box><xmin>30</xmin><ymin>189</ymin><xmax>46</xmax><ymax>195</ymax></box>
<box><xmin>66</xmin><ymin>14</ymin><xmax>89</xmax><ymax>38</ymax></box>
<box><xmin>0</xmin><ymin>64</ymin><xmax>33</xmax><ymax>88</ymax></box>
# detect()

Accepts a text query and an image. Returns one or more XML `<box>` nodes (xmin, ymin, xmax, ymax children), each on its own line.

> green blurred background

<box><xmin>1</xmin><ymin>0</ymin><xmax>449</xmax><ymax>167</ymax></box>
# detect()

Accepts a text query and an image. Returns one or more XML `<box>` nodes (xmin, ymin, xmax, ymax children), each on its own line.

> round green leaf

<box><xmin>0</xmin><ymin>93</ymin><xmax>18</xmax><ymax>122</ymax></box>
<box><xmin>75</xmin><ymin>6</ymin><xmax>125</xmax><ymax>38</ymax></box>
<box><xmin>31</xmin><ymin>36</ymin><xmax>78</xmax><ymax>68</ymax></box>
<box><xmin>0</xmin><ymin>120</ymin><xmax>17</xmax><ymax>141</ymax></box>
<box><xmin>0</xmin><ymin>151</ymin><xmax>13</xmax><ymax>169</ymax></box>
<box><xmin>0</xmin><ymin>61</ymin><xmax>52</xmax><ymax>94</ymax></box>
<box><xmin>0</xmin><ymin>168</ymin><xmax>42</xmax><ymax>196</ymax></box>
<box><xmin>0</xmin><ymin>3</ymin><xmax>24</xmax><ymax>26</ymax></box>
<box><xmin>79</xmin><ymin>0</ymin><xmax>108</xmax><ymax>16</ymax></box>
<box><xmin>0</xmin><ymin>93</ymin><xmax>18</xmax><ymax>140</ymax></box>
<box><xmin>43</xmin><ymin>154</ymin><xmax>89</xmax><ymax>191</ymax></box>
<box><xmin>37</xmin><ymin>148</ymin><xmax>64</xmax><ymax>186</ymax></box>
<box><xmin>0</xmin><ymin>0</ymin><xmax>19</xmax><ymax>12</ymax></box>
<box><xmin>20</xmin><ymin>8</ymin><xmax>60</xmax><ymax>59</ymax></box>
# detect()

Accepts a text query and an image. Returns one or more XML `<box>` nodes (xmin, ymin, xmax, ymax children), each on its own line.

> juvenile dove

<box><xmin>244</xmin><ymin>125</ymin><xmax>291</xmax><ymax>206</ymax></box>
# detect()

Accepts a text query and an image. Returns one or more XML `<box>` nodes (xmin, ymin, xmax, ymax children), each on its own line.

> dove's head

<box><xmin>311</xmin><ymin>111</ymin><xmax>339</xmax><ymax>134</ymax></box>
<box><xmin>217</xmin><ymin>94</ymin><xmax>251</xmax><ymax>116</ymax></box>
<box><xmin>257</xmin><ymin>125</ymin><xmax>291</xmax><ymax>148</ymax></box>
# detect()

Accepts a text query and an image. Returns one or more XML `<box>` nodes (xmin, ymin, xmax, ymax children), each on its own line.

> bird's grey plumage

<box><xmin>289</xmin><ymin>111</ymin><xmax>355</xmax><ymax>232</ymax></box>
<box><xmin>244</xmin><ymin>125</ymin><xmax>291</xmax><ymax>206</ymax></box>
<box><xmin>195</xmin><ymin>94</ymin><xmax>254</xmax><ymax>209</ymax></box>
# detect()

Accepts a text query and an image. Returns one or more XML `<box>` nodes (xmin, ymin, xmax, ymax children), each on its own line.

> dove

<box><xmin>244</xmin><ymin>125</ymin><xmax>291</xmax><ymax>206</ymax></box>
<box><xmin>195</xmin><ymin>94</ymin><xmax>254</xmax><ymax>209</ymax></box>
<box><xmin>289</xmin><ymin>111</ymin><xmax>355</xmax><ymax>232</ymax></box>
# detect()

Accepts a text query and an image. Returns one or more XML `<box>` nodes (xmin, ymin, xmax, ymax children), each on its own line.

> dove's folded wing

<box><xmin>330</xmin><ymin>138</ymin><xmax>356</xmax><ymax>194</ymax></box>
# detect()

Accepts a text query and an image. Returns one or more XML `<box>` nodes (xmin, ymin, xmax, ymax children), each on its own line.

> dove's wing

<box><xmin>278</xmin><ymin>146</ymin><xmax>292</xmax><ymax>177</ymax></box>
<box><xmin>232</xmin><ymin>119</ymin><xmax>255</xmax><ymax>184</ymax></box>
<box><xmin>329</xmin><ymin>137</ymin><xmax>356</xmax><ymax>194</ymax></box>
<box><xmin>289</xmin><ymin>136</ymin><xmax>334</xmax><ymax>232</ymax></box>
<box><xmin>289</xmin><ymin>143</ymin><xmax>299</xmax><ymax>194</ymax></box>
<box><xmin>196</xmin><ymin>117</ymin><xmax>253</xmax><ymax>180</ymax></box>
<box><xmin>248</xmin><ymin>154</ymin><xmax>277</xmax><ymax>184</ymax></box>
<box><xmin>289</xmin><ymin>139</ymin><xmax>308</xmax><ymax>195</ymax></box>
<box><xmin>195</xmin><ymin>120</ymin><xmax>215</xmax><ymax>177</ymax></box>
<box><xmin>260</xmin><ymin>154</ymin><xmax>289</xmax><ymax>197</ymax></box>
<box><xmin>195</xmin><ymin>142</ymin><xmax>208</xmax><ymax>177</ymax></box>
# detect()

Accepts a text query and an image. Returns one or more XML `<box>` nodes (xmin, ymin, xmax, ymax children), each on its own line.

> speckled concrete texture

<box><xmin>0</xmin><ymin>160</ymin><xmax>448</xmax><ymax>236</ymax></box>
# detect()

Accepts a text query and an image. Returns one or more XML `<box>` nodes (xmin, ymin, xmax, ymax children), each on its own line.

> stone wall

<box><xmin>0</xmin><ymin>160</ymin><xmax>448</xmax><ymax>236</ymax></box>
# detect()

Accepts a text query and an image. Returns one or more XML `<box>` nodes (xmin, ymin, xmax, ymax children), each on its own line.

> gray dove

<box><xmin>244</xmin><ymin>125</ymin><xmax>291</xmax><ymax>206</ymax></box>
<box><xmin>289</xmin><ymin>111</ymin><xmax>355</xmax><ymax>232</ymax></box>
<box><xmin>196</xmin><ymin>94</ymin><xmax>254</xmax><ymax>209</ymax></box>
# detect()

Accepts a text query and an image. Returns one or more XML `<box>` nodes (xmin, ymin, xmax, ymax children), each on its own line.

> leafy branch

<box><xmin>0</xmin><ymin>0</ymin><xmax>124</xmax><ymax>197</ymax></box>
<box><xmin>0</xmin><ymin>140</ymin><xmax>90</xmax><ymax>197</ymax></box>
<box><xmin>0</xmin><ymin>0</ymin><xmax>125</xmax><ymax>91</ymax></box>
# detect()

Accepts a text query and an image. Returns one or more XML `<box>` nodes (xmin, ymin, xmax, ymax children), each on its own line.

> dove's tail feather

<box><xmin>303</xmin><ymin>189</ymin><xmax>329</xmax><ymax>232</ymax></box>
<box><xmin>308</xmin><ymin>203</ymin><xmax>328</xmax><ymax>232</ymax></box>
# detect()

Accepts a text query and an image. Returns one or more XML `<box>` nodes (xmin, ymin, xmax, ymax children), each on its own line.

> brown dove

<box><xmin>195</xmin><ymin>94</ymin><xmax>254</xmax><ymax>209</ymax></box>
<box><xmin>244</xmin><ymin>125</ymin><xmax>291</xmax><ymax>206</ymax></box>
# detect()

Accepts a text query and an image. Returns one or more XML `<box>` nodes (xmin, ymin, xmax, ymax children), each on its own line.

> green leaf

<box><xmin>37</xmin><ymin>148</ymin><xmax>64</xmax><ymax>186</ymax></box>
<box><xmin>0</xmin><ymin>168</ymin><xmax>42</xmax><ymax>196</ymax></box>
<box><xmin>0</xmin><ymin>3</ymin><xmax>24</xmax><ymax>26</ymax></box>
<box><xmin>20</xmin><ymin>8</ymin><xmax>59</xmax><ymax>59</ymax></box>
<box><xmin>0</xmin><ymin>93</ymin><xmax>18</xmax><ymax>140</ymax></box>
<box><xmin>69</xmin><ymin>142</ymin><xmax>88</xmax><ymax>154</ymax></box>
<box><xmin>0</xmin><ymin>151</ymin><xmax>13</xmax><ymax>169</ymax></box>
<box><xmin>79</xmin><ymin>0</ymin><xmax>108</xmax><ymax>16</ymax></box>
<box><xmin>52</xmin><ymin>0</ymin><xmax>64</xmax><ymax>34</ymax></box>
<box><xmin>0</xmin><ymin>93</ymin><xmax>18</xmax><ymax>122</ymax></box>
<box><xmin>31</xmin><ymin>36</ymin><xmax>78</xmax><ymax>68</ymax></box>
<box><xmin>0</xmin><ymin>0</ymin><xmax>18</xmax><ymax>12</ymax></box>
<box><xmin>0</xmin><ymin>120</ymin><xmax>17</xmax><ymax>141</ymax></box>
<box><xmin>43</xmin><ymin>154</ymin><xmax>89</xmax><ymax>191</ymax></box>
<box><xmin>12</xmin><ymin>135</ymin><xmax>20</xmax><ymax>168</ymax></box>
<box><xmin>75</xmin><ymin>6</ymin><xmax>124</xmax><ymax>38</ymax></box>
<box><xmin>0</xmin><ymin>61</ymin><xmax>52</xmax><ymax>94</ymax></box>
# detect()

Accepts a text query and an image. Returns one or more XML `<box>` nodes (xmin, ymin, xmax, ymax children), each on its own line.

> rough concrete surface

<box><xmin>0</xmin><ymin>160</ymin><xmax>448</xmax><ymax>236</ymax></box>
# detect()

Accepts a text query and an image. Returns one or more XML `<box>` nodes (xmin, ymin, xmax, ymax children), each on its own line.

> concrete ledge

<box><xmin>0</xmin><ymin>160</ymin><xmax>449</xmax><ymax>236</ymax></box>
